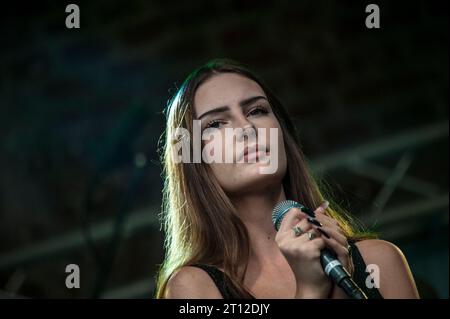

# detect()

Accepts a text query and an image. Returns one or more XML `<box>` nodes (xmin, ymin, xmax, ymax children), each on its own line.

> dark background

<box><xmin>0</xmin><ymin>0</ymin><xmax>448</xmax><ymax>298</ymax></box>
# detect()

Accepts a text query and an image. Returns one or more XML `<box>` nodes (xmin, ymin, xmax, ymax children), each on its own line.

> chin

<box><xmin>224</xmin><ymin>166</ymin><xmax>285</xmax><ymax>194</ymax></box>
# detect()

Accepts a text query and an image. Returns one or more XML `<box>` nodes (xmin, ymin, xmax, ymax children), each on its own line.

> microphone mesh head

<box><xmin>272</xmin><ymin>200</ymin><xmax>304</xmax><ymax>231</ymax></box>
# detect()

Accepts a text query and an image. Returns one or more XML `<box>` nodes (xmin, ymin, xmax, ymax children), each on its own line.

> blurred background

<box><xmin>0</xmin><ymin>0</ymin><xmax>448</xmax><ymax>298</ymax></box>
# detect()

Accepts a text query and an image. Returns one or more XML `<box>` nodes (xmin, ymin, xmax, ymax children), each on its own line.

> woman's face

<box><xmin>193</xmin><ymin>73</ymin><xmax>287</xmax><ymax>195</ymax></box>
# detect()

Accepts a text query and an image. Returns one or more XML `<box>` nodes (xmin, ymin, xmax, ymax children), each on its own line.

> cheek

<box><xmin>208</xmin><ymin>162</ymin><xmax>237</xmax><ymax>190</ymax></box>
<box><xmin>203</xmin><ymin>139</ymin><xmax>233</xmax><ymax>177</ymax></box>
<box><xmin>270</xmin><ymin>126</ymin><xmax>287</xmax><ymax>174</ymax></box>
<box><xmin>202</xmin><ymin>133</ymin><xmax>226</xmax><ymax>162</ymax></box>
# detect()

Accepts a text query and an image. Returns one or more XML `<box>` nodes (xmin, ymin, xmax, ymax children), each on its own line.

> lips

<box><xmin>240</xmin><ymin>144</ymin><xmax>268</xmax><ymax>162</ymax></box>
<box><xmin>244</xmin><ymin>144</ymin><xmax>257</xmax><ymax>156</ymax></box>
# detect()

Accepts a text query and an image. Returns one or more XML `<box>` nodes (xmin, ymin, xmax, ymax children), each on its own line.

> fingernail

<box><xmin>321</xmin><ymin>201</ymin><xmax>330</xmax><ymax>209</ymax></box>
<box><xmin>317</xmin><ymin>228</ymin><xmax>330</xmax><ymax>239</ymax></box>
<box><xmin>301</xmin><ymin>207</ymin><xmax>316</xmax><ymax>218</ymax></box>
<box><xmin>307</xmin><ymin>217</ymin><xmax>323</xmax><ymax>228</ymax></box>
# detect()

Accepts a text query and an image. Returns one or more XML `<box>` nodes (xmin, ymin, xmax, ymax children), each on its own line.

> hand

<box><xmin>274</xmin><ymin>204</ymin><xmax>332</xmax><ymax>299</ymax></box>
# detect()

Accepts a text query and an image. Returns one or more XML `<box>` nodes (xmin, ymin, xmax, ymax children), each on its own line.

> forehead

<box><xmin>193</xmin><ymin>73</ymin><xmax>266</xmax><ymax>116</ymax></box>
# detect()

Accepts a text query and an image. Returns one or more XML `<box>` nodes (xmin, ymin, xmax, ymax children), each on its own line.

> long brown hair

<box><xmin>155</xmin><ymin>58</ymin><xmax>375</xmax><ymax>298</ymax></box>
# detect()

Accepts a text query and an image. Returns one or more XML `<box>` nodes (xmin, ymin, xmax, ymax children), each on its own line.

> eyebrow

<box><xmin>197</xmin><ymin>95</ymin><xmax>268</xmax><ymax>120</ymax></box>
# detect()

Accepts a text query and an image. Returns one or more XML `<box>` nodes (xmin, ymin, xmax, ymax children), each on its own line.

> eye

<box><xmin>247</xmin><ymin>105</ymin><xmax>269</xmax><ymax>117</ymax></box>
<box><xmin>204</xmin><ymin>120</ymin><xmax>224</xmax><ymax>130</ymax></box>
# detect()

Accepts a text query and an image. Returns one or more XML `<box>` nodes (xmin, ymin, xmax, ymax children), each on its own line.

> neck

<box><xmin>230</xmin><ymin>184</ymin><xmax>286</xmax><ymax>262</ymax></box>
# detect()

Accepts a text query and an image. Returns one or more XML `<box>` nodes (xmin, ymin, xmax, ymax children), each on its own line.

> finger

<box><xmin>277</xmin><ymin>219</ymin><xmax>312</xmax><ymax>242</ymax></box>
<box><xmin>315</xmin><ymin>216</ymin><xmax>345</xmax><ymax>238</ymax></box>
<box><xmin>296</xmin><ymin>230</ymin><xmax>326</xmax><ymax>254</ymax></box>
<box><xmin>313</xmin><ymin>201</ymin><xmax>329</xmax><ymax>216</ymax></box>
<box><xmin>317</xmin><ymin>225</ymin><xmax>347</xmax><ymax>246</ymax></box>
<box><xmin>278</xmin><ymin>207</ymin><xmax>308</xmax><ymax>233</ymax></box>
<box><xmin>302</xmin><ymin>228</ymin><xmax>321</xmax><ymax>242</ymax></box>
<box><xmin>292</xmin><ymin>218</ymin><xmax>313</xmax><ymax>236</ymax></box>
<box><xmin>315</xmin><ymin>210</ymin><xmax>339</xmax><ymax>226</ymax></box>
<box><xmin>309</xmin><ymin>236</ymin><xmax>327</xmax><ymax>252</ymax></box>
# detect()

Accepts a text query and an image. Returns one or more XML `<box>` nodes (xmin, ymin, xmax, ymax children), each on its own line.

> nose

<box><xmin>234</xmin><ymin>110</ymin><xmax>257</xmax><ymax>142</ymax></box>
<box><xmin>236</xmin><ymin>122</ymin><xmax>257</xmax><ymax>142</ymax></box>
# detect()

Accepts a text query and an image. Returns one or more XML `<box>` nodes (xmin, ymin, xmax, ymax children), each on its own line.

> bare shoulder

<box><xmin>165</xmin><ymin>266</ymin><xmax>224</xmax><ymax>299</ymax></box>
<box><xmin>354</xmin><ymin>239</ymin><xmax>404</xmax><ymax>260</ymax></box>
<box><xmin>354</xmin><ymin>239</ymin><xmax>420</xmax><ymax>298</ymax></box>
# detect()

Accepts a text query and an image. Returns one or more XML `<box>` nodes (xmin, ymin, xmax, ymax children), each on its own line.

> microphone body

<box><xmin>272</xmin><ymin>200</ymin><xmax>368</xmax><ymax>299</ymax></box>
<box><xmin>320</xmin><ymin>248</ymin><xmax>367</xmax><ymax>299</ymax></box>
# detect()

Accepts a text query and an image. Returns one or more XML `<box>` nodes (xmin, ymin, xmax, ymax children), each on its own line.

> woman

<box><xmin>155</xmin><ymin>59</ymin><xmax>419</xmax><ymax>299</ymax></box>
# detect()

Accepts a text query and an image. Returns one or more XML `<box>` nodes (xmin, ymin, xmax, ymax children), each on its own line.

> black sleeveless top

<box><xmin>191</xmin><ymin>241</ymin><xmax>383</xmax><ymax>299</ymax></box>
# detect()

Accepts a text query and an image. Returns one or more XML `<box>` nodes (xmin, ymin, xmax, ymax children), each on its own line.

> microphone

<box><xmin>272</xmin><ymin>200</ymin><xmax>368</xmax><ymax>299</ymax></box>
